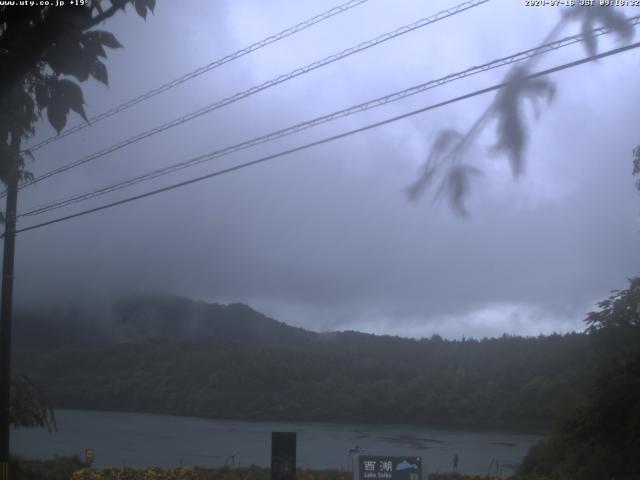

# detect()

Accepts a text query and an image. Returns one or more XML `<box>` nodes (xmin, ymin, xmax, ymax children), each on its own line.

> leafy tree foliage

<box><xmin>563</xmin><ymin>5</ymin><xmax>634</xmax><ymax>56</ymax></box>
<box><xmin>0</xmin><ymin>0</ymin><xmax>155</xmax><ymax>432</ymax></box>
<box><xmin>9</xmin><ymin>375</ymin><xmax>56</xmax><ymax>432</ymax></box>
<box><xmin>15</xmin><ymin>323</ymin><xmax>594</xmax><ymax>430</ymax></box>
<box><xmin>491</xmin><ymin>68</ymin><xmax>555</xmax><ymax>178</ymax></box>
<box><xmin>0</xmin><ymin>0</ymin><xmax>155</xmax><ymax>184</ymax></box>
<box><xmin>518</xmin><ymin>278</ymin><xmax>640</xmax><ymax>480</ymax></box>
<box><xmin>585</xmin><ymin>277</ymin><xmax>640</xmax><ymax>362</ymax></box>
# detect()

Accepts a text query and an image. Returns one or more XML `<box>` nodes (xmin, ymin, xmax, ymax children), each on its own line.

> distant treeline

<box><xmin>14</xmin><ymin>295</ymin><xmax>595</xmax><ymax>431</ymax></box>
<box><xmin>14</xmin><ymin>281</ymin><xmax>640</xmax><ymax>479</ymax></box>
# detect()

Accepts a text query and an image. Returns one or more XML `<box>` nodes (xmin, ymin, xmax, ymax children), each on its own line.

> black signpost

<box><xmin>356</xmin><ymin>455</ymin><xmax>422</xmax><ymax>480</ymax></box>
<box><xmin>271</xmin><ymin>432</ymin><xmax>296</xmax><ymax>480</ymax></box>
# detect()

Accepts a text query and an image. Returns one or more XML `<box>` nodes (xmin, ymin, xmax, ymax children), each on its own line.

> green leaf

<box><xmin>93</xmin><ymin>30</ymin><xmax>123</xmax><ymax>49</ymax></box>
<box><xmin>437</xmin><ymin>165</ymin><xmax>482</xmax><ymax>217</ymax></box>
<box><xmin>565</xmin><ymin>6</ymin><xmax>634</xmax><ymax>56</ymax></box>
<box><xmin>43</xmin><ymin>31</ymin><xmax>89</xmax><ymax>80</ymax></box>
<box><xmin>407</xmin><ymin>129</ymin><xmax>462</xmax><ymax>201</ymax></box>
<box><xmin>492</xmin><ymin>67</ymin><xmax>555</xmax><ymax>177</ymax></box>
<box><xmin>46</xmin><ymin>94</ymin><xmax>69</xmax><ymax>133</ymax></box>
<box><xmin>46</xmin><ymin>78</ymin><xmax>89</xmax><ymax>131</ymax></box>
<box><xmin>146</xmin><ymin>0</ymin><xmax>156</xmax><ymax>12</ymax></box>
<box><xmin>45</xmin><ymin>40</ymin><xmax>92</xmax><ymax>82</ymax></box>
<box><xmin>91</xmin><ymin>60</ymin><xmax>108</xmax><ymax>86</ymax></box>
<box><xmin>134</xmin><ymin>0</ymin><xmax>147</xmax><ymax>19</ymax></box>
<box><xmin>82</xmin><ymin>32</ymin><xmax>108</xmax><ymax>58</ymax></box>
<box><xmin>56</xmin><ymin>79</ymin><xmax>88</xmax><ymax>123</ymax></box>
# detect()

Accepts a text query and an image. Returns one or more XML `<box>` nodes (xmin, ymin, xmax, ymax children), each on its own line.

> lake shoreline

<box><xmin>47</xmin><ymin>407</ymin><xmax>552</xmax><ymax>437</ymax></box>
<box><xmin>13</xmin><ymin>409</ymin><xmax>544</xmax><ymax>474</ymax></box>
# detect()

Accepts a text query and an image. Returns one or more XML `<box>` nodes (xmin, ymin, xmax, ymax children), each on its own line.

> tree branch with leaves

<box><xmin>0</xmin><ymin>0</ymin><xmax>156</xmax><ymax>438</ymax></box>
<box><xmin>409</xmin><ymin>6</ymin><xmax>634</xmax><ymax>216</ymax></box>
<box><xmin>0</xmin><ymin>0</ymin><xmax>157</xmax><ymax>186</ymax></box>
<box><xmin>9</xmin><ymin>375</ymin><xmax>56</xmax><ymax>432</ymax></box>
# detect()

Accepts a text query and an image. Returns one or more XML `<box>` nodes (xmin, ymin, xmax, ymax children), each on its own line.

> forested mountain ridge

<box><xmin>14</xmin><ymin>294</ymin><xmax>314</xmax><ymax>349</ymax></box>
<box><xmin>13</xmin><ymin>295</ymin><xmax>595</xmax><ymax>431</ymax></box>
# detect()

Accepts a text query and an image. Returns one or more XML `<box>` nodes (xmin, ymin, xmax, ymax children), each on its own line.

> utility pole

<box><xmin>0</xmin><ymin>133</ymin><xmax>20</xmax><ymax>480</ymax></box>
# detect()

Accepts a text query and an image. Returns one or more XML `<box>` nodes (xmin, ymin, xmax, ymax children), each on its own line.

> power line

<box><xmin>12</xmin><ymin>0</ymin><xmax>489</xmax><ymax>195</ymax></box>
<box><xmin>23</xmin><ymin>0</ymin><xmax>372</xmax><ymax>154</ymax></box>
<box><xmin>12</xmin><ymin>40</ymin><xmax>640</xmax><ymax>236</ymax></box>
<box><xmin>18</xmin><ymin>17</ymin><xmax>640</xmax><ymax>219</ymax></box>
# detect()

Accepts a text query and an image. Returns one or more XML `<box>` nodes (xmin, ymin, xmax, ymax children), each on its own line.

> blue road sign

<box><xmin>357</xmin><ymin>455</ymin><xmax>422</xmax><ymax>480</ymax></box>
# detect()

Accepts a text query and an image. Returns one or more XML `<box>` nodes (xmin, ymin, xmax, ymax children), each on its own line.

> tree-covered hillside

<box><xmin>518</xmin><ymin>277</ymin><xmax>640</xmax><ymax>479</ymax></box>
<box><xmin>13</xmin><ymin>296</ymin><xmax>595</xmax><ymax>431</ymax></box>
<box><xmin>13</xmin><ymin>295</ymin><xmax>314</xmax><ymax>350</ymax></box>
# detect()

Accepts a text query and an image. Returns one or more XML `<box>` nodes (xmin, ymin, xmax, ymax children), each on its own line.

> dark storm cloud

<box><xmin>9</xmin><ymin>0</ymin><xmax>640</xmax><ymax>338</ymax></box>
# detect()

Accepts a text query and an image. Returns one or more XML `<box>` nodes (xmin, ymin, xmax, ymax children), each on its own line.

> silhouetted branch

<box><xmin>410</xmin><ymin>9</ymin><xmax>634</xmax><ymax>215</ymax></box>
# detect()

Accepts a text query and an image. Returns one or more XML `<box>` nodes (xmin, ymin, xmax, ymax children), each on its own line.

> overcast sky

<box><xmin>10</xmin><ymin>0</ymin><xmax>640</xmax><ymax>339</ymax></box>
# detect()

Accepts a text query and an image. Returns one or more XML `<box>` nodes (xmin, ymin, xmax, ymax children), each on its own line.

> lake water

<box><xmin>12</xmin><ymin>410</ymin><xmax>544</xmax><ymax>475</ymax></box>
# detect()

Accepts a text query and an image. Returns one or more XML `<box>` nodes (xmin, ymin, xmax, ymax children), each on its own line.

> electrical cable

<box><xmin>12</xmin><ymin>39</ymin><xmax>640</xmax><ymax>236</ymax></box>
<box><xmin>19</xmin><ymin>17</ymin><xmax>639</xmax><ymax>218</ymax></box>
